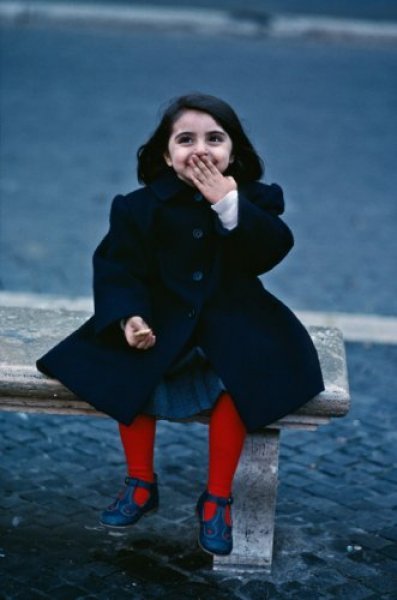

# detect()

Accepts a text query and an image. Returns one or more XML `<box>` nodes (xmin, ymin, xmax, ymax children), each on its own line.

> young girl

<box><xmin>37</xmin><ymin>93</ymin><xmax>324</xmax><ymax>557</ymax></box>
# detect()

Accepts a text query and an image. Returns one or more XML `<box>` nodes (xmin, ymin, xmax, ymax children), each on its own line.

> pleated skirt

<box><xmin>142</xmin><ymin>346</ymin><xmax>225</xmax><ymax>420</ymax></box>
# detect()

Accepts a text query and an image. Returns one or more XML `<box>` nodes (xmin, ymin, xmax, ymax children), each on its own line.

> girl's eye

<box><xmin>177</xmin><ymin>135</ymin><xmax>193</xmax><ymax>144</ymax></box>
<box><xmin>208</xmin><ymin>134</ymin><xmax>225</xmax><ymax>143</ymax></box>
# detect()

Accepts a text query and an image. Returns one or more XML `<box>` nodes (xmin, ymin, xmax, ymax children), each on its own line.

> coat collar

<box><xmin>149</xmin><ymin>169</ymin><xmax>196</xmax><ymax>202</ymax></box>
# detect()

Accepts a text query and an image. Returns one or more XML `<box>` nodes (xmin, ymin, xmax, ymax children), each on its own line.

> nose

<box><xmin>194</xmin><ymin>140</ymin><xmax>208</xmax><ymax>156</ymax></box>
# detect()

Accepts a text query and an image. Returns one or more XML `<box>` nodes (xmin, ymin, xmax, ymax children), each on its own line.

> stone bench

<box><xmin>0</xmin><ymin>304</ymin><xmax>350</xmax><ymax>573</ymax></box>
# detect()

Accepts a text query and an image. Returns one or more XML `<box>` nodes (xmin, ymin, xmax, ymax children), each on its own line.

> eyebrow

<box><xmin>174</xmin><ymin>130</ymin><xmax>226</xmax><ymax>138</ymax></box>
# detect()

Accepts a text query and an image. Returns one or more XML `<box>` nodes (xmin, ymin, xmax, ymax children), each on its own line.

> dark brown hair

<box><xmin>137</xmin><ymin>93</ymin><xmax>264</xmax><ymax>184</ymax></box>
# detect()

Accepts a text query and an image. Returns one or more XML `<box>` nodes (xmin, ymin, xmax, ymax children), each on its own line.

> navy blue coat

<box><xmin>37</xmin><ymin>171</ymin><xmax>324</xmax><ymax>432</ymax></box>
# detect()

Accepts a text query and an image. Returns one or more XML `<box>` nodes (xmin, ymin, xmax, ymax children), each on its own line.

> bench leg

<box><xmin>213</xmin><ymin>429</ymin><xmax>280</xmax><ymax>573</ymax></box>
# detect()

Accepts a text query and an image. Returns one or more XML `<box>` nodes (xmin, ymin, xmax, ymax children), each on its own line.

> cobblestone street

<box><xmin>1</xmin><ymin>342</ymin><xmax>397</xmax><ymax>598</ymax></box>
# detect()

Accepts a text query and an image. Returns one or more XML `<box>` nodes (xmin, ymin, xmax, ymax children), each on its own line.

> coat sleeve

<box><xmin>93</xmin><ymin>194</ymin><xmax>152</xmax><ymax>335</ymax></box>
<box><xmin>217</xmin><ymin>182</ymin><xmax>294</xmax><ymax>276</ymax></box>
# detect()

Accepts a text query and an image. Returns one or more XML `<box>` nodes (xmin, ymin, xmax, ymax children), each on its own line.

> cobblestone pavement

<box><xmin>1</xmin><ymin>341</ymin><xmax>396</xmax><ymax>599</ymax></box>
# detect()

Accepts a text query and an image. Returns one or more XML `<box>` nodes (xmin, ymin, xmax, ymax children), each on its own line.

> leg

<box><xmin>197</xmin><ymin>392</ymin><xmax>247</xmax><ymax>555</ymax></box>
<box><xmin>100</xmin><ymin>414</ymin><xmax>159</xmax><ymax>527</ymax></box>
<box><xmin>119</xmin><ymin>414</ymin><xmax>156</xmax><ymax>502</ymax></box>
<box><xmin>207</xmin><ymin>392</ymin><xmax>247</xmax><ymax>500</ymax></box>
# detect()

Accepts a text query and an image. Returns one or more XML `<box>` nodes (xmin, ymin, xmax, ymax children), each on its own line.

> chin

<box><xmin>177</xmin><ymin>173</ymin><xmax>194</xmax><ymax>186</ymax></box>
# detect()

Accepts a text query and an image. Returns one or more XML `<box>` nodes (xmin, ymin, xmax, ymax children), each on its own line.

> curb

<box><xmin>1</xmin><ymin>291</ymin><xmax>396</xmax><ymax>344</ymax></box>
<box><xmin>1</xmin><ymin>1</ymin><xmax>397</xmax><ymax>41</ymax></box>
<box><xmin>271</xmin><ymin>14</ymin><xmax>397</xmax><ymax>41</ymax></box>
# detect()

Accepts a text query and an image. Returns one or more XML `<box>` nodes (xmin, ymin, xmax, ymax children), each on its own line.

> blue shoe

<box><xmin>196</xmin><ymin>490</ymin><xmax>233</xmax><ymax>556</ymax></box>
<box><xmin>100</xmin><ymin>475</ymin><xmax>159</xmax><ymax>528</ymax></box>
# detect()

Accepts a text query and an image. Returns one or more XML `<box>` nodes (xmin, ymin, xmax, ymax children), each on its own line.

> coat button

<box><xmin>192</xmin><ymin>271</ymin><xmax>203</xmax><ymax>282</ymax></box>
<box><xmin>188</xmin><ymin>308</ymin><xmax>196</xmax><ymax>319</ymax></box>
<box><xmin>193</xmin><ymin>192</ymin><xmax>203</xmax><ymax>202</ymax></box>
<box><xmin>192</xmin><ymin>228</ymin><xmax>204</xmax><ymax>239</ymax></box>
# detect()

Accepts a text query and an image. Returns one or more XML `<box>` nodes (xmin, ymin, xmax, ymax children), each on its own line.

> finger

<box><xmin>134</xmin><ymin>328</ymin><xmax>152</xmax><ymax>338</ymax></box>
<box><xmin>195</xmin><ymin>157</ymin><xmax>214</xmax><ymax>177</ymax></box>
<box><xmin>144</xmin><ymin>335</ymin><xmax>156</xmax><ymax>349</ymax></box>
<box><xmin>137</xmin><ymin>334</ymin><xmax>156</xmax><ymax>350</ymax></box>
<box><xmin>191</xmin><ymin>168</ymin><xmax>207</xmax><ymax>185</ymax></box>
<box><xmin>190</xmin><ymin>172</ymin><xmax>206</xmax><ymax>192</ymax></box>
<box><xmin>135</xmin><ymin>340</ymin><xmax>147</xmax><ymax>350</ymax></box>
<box><xmin>126</xmin><ymin>328</ymin><xmax>152</xmax><ymax>347</ymax></box>
<box><xmin>191</xmin><ymin>155</ymin><xmax>211</xmax><ymax>173</ymax></box>
<box><xmin>191</xmin><ymin>158</ymin><xmax>208</xmax><ymax>176</ymax></box>
<box><xmin>192</xmin><ymin>168</ymin><xmax>205</xmax><ymax>182</ymax></box>
<box><xmin>135</xmin><ymin>330</ymin><xmax>154</xmax><ymax>344</ymax></box>
<box><xmin>135</xmin><ymin>339</ymin><xmax>148</xmax><ymax>349</ymax></box>
<box><xmin>191</xmin><ymin>153</ymin><xmax>207</xmax><ymax>164</ymax></box>
<box><xmin>127</xmin><ymin>316</ymin><xmax>151</xmax><ymax>332</ymax></box>
<box><xmin>201</xmin><ymin>155</ymin><xmax>219</xmax><ymax>174</ymax></box>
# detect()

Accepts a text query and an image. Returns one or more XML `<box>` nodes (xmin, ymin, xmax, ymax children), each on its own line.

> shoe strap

<box><xmin>204</xmin><ymin>491</ymin><xmax>233</xmax><ymax>506</ymax></box>
<box><xmin>125</xmin><ymin>476</ymin><xmax>155</xmax><ymax>490</ymax></box>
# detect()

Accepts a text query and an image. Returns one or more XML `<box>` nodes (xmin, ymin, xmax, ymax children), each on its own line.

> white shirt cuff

<box><xmin>211</xmin><ymin>190</ymin><xmax>238</xmax><ymax>230</ymax></box>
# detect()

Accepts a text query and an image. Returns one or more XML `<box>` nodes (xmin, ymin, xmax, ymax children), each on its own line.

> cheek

<box><xmin>169</xmin><ymin>152</ymin><xmax>194</xmax><ymax>174</ymax></box>
<box><xmin>173</xmin><ymin>149</ymin><xmax>190</xmax><ymax>165</ymax></box>
<box><xmin>215</xmin><ymin>150</ymin><xmax>232</xmax><ymax>169</ymax></box>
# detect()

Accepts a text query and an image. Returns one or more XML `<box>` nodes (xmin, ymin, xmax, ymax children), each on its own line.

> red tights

<box><xmin>118</xmin><ymin>392</ymin><xmax>246</xmax><ymax>521</ymax></box>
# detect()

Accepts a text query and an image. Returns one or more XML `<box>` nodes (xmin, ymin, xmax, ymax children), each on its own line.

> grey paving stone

<box><xmin>379</xmin><ymin>544</ymin><xmax>397</xmax><ymax>560</ymax></box>
<box><xmin>327</xmin><ymin>582</ymin><xmax>375</xmax><ymax>599</ymax></box>
<box><xmin>350</xmin><ymin>532</ymin><xmax>394</xmax><ymax>551</ymax></box>
<box><xmin>366</xmin><ymin>492</ymin><xmax>397</xmax><ymax>509</ymax></box>
<box><xmin>363</xmin><ymin>575</ymin><xmax>397</xmax><ymax>595</ymax></box>
<box><xmin>306</xmin><ymin>567</ymin><xmax>350</xmax><ymax>589</ymax></box>
<box><xmin>382</xmin><ymin>471</ymin><xmax>397</xmax><ymax>485</ymax></box>
<box><xmin>366</xmin><ymin>596</ymin><xmax>397</xmax><ymax>600</ymax></box>
<box><xmin>46</xmin><ymin>585</ymin><xmax>90</xmax><ymax>599</ymax></box>
<box><xmin>349</xmin><ymin>513</ymin><xmax>392</xmax><ymax>533</ymax></box>
<box><xmin>317</xmin><ymin>462</ymin><xmax>347</xmax><ymax>477</ymax></box>
<box><xmin>238</xmin><ymin>580</ymin><xmax>280</xmax><ymax>599</ymax></box>
<box><xmin>379</xmin><ymin>527</ymin><xmax>397</xmax><ymax>542</ymax></box>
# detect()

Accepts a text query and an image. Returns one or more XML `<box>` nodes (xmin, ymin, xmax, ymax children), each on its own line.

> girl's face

<box><xmin>164</xmin><ymin>109</ymin><xmax>234</xmax><ymax>185</ymax></box>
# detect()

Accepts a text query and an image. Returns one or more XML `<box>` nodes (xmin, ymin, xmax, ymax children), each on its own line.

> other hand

<box><xmin>189</xmin><ymin>155</ymin><xmax>237</xmax><ymax>204</ymax></box>
<box><xmin>124</xmin><ymin>316</ymin><xmax>156</xmax><ymax>350</ymax></box>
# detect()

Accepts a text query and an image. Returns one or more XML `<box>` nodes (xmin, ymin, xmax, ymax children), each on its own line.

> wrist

<box><xmin>212</xmin><ymin>181</ymin><xmax>237</xmax><ymax>204</ymax></box>
<box><xmin>211</xmin><ymin>189</ymin><xmax>239</xmax><ymax>230</ymax></box>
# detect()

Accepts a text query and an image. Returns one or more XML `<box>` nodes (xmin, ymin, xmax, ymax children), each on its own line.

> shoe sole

<box><xmin>99</xmin><ymin>506</ymin><xmax>158</xmax><ymax>529</ymax></box>
<box><xmin>197</xmin><ymin>536</ymin><xmax>233</xmax><ymax>556</ymax></box>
